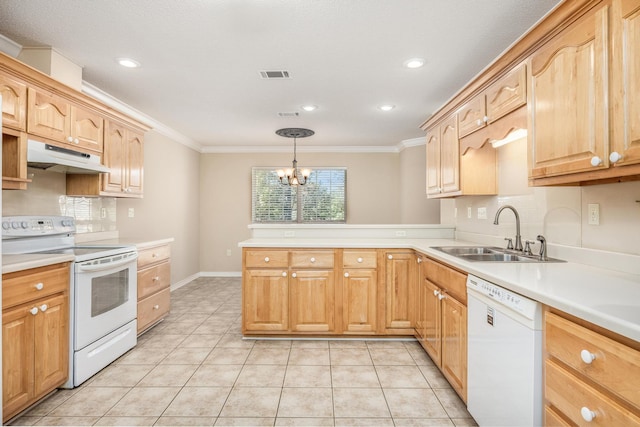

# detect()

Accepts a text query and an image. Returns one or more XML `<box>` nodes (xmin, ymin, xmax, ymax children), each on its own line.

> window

<box><xmin>252</xmin><ymin>167</ymin><xmax>346</xmax><ymax>223</ymax></box>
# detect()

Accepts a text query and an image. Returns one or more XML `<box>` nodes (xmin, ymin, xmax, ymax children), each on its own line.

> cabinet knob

<box><xmin>483</xmin><ymin>115</ymin><xmax>489</xmax><ymax>123</ymax></box>
<box><xmin>433</xmin><ymin>290</ymin><xmax>440</xmax><ymax>296</ymax></box>
<box><xmin>281</xmin><ymin>272</ymin><xmax>287</xmax><ymax>277</ymax></box>
<box><xmin>310</xmin><ymin>257</ymin><xmax>316</xmax><ymax>263</ymax></box>
<box><xmin>438</xmin><ymin>293</ymin><xmax>445</xmax><ymax>300</ymax></box>
<box><xmin>153</xmin><ymin>276</ymin><xmax>160</xmax><ymax>282</ymax></box>
<box><xmin>476</xmin><ymin>119</ymin><xmax>483</xmax><ymax>126</ymax></box>
<box><xmin>357</xmin><ymin>257</ymin><xmax>363</xmax><ymax>263</ymax></box>
<box><xmin>264</xmin><ymin>257</ymin><xmax>270</xmax><ymax>263</ymax></box>
<box><xmin>580</xmin><ymin>349</ymin><xmax>596</xmax><ymax>364</ymax></box>
<box><xmin>344</xmin><ymin>272</ymin><xmax>350</xmax><ymax>278</ymax></box>
<box><xmin>417</xmin><ymin>257</ymin><xmax>422</xmax><ymax>263</ymax></box>
<box><xmin>153</xmin><ymin>304</ymin><xmax>160</xmax><ymax>310</ymax></box>
<box><xmin>388</xmin><ymin>255</ymin><xmax>393</xmax><ymax>260</ymax></box>
<box><xmin>35</xmin><ymin>282</ymin><xmax>44</xmax><ymax>291</ymax></box>
<box><xmin>291</xmin><ymin>272</ymin><xmax>297</xmax><ymax>278</ymax></box>
<box><xmin>590</xmin><ymin>156</ymin><xmax>603</xmax><ymax>167</ymax></box>
<box><xmin>74</xmin><ymin>138</ymin><xmax>80</xmax><ymax>144</ymax></box>
<box><xmin>67</xmin><ymin>136</ymin><xmax>74</xmax><ymax>143</ymax></box>
<box><xmin>581</xmin><ymin>407</ymin><xmax>596</xmax><ymax>422</ymax></box>
<box><xmin>609</xmin><ymin>151</ymin><xmax>623</xmax><ymax>164</ymax></box>
<box><xmin>30</xmin><ymin>307</ymin><xmax>39</xmax><ymax>315</ymax></box>
<box><xmin>40</xmin><ymin>304</ymin><xmax>48</xmax><ymax>312</ymax></box>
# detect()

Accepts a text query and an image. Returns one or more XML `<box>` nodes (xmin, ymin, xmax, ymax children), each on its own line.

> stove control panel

<box><xmin>1</xmin><ymin>216</ymin><xmax>75</xmax><ymax>238</ymax></box>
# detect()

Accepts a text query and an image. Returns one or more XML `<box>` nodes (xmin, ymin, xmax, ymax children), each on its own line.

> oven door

<box><xmin>74</xmin><ymin>251</ymin><xmax>138</xmax><ymax>350</ymax></box>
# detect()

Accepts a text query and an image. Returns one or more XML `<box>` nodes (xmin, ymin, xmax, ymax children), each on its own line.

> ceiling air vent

<box><xmin>277</xmin><ymin>112</ymin><xmax>299</xmax><ymax>117</ymax></box>
<box><xmin>259</xmin><ymin>70</ymin><xmax>291</xmax><ymax>79</ymax></box>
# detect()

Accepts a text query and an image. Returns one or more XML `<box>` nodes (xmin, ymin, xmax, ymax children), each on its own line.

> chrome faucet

<box><xmin>493</xmin><ymin>205</ymin><xmax>523</xmax><ymax>251</ymax></box>
<box><xmin>536</xmin><ymin>235</ymin><xmax>548</xmax><ymax>261</ymax></box>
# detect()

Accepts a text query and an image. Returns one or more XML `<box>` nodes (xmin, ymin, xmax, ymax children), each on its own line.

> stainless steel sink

<box><xmin>431</xmin><ymin>246</ymin><xmax>565</xmax><ymax>263</ymax></box>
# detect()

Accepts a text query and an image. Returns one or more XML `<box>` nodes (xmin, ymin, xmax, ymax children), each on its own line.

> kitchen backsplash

<box><xmin>2</xmin><ymin>169</ymin><xmax>117</xmax><ymax>233</ymax></box>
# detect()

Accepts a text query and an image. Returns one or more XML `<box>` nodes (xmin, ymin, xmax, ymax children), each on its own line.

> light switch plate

<box><xmin>477</xmin><ymin>207</ymin><xmax>487</xmax><ymax>220</ymax></box>
<box><xmin>128</xmin><ymin>208</ymin><xmax>135</xmax><ymax>218</ymax></box>
<box><xmin>467</xmin><ymin>207</ymin><xmax>472</xmax><ymax>219</ymax></box>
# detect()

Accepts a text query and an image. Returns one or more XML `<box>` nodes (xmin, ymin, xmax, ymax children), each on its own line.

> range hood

<box><xmin>27</xmin><ymin>140</ymin><xmax>110</xmax><ymax>174</ymax></box>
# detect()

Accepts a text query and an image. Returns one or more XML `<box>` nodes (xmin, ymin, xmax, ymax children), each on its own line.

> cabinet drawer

<box><xmin>423</xmin><ymin>258</ymin><xmax>467</xmax><ymax>304</ymax></box>
<box><xmin>545</xmin><ymin>359</ymin><xmax>640</xmax><ymax>426</ymax></box>
<box><xmin>343</xmin><ymin>250</ymin><xmax>377</xmax><ymax>268</ymax></box>
<box><xmin>245</xmin><ymin>250</ymin><xmax>288</xmax><ymax>268</ymax></box>
<box><xmin>2</xmin><ymin>263</ymin><xmax>69</xmax><ymax>309</ymax></box>
<box><xmin>545</xmin><ymin>312</ymin><xmax>640</xmax><ymax>408</ymax></box>
<box><xmin>138</xmin><ymin>261</ymin><xmax>170</xmax><ymax>300</ymax></box>
<box><xmin>138</xmin><ymin>244</ymin><xmax>171</xmax><ymax>268</ymax></box>
<box><xmin>137</xmin><ymin>287</ymin><xmax>170</xmax><ymax>333</ymax></box>
<box><xmin>290</xmin><ymin>251</ymin><xmax>334</xmax><ymax>268</ymax></box>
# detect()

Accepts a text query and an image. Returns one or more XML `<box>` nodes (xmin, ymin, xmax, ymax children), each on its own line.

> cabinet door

<box><xmin>125</xmin><ymin>129</ymin><xmax>144</xmax><ymax>196</ymax></box>
<box><xmin>0</xmin><ymin>74</ymin><xmax>27</xmax><ymax>131</ymax></box>
<box><xmin>27</xmin><ymin>87</ymin><xmax>71</xmax><ymax>143</ymax></box>
<box><xmin>102</xmin><ymin>121</ymin><xmax>126</xmax><ymax>194</ymax></box>
<box><xmin>243</xmin><ymin>269</ymin><xmax>288</xmax><ymax>331</ymax></box>
<box><xmin>290</xmin><ymin>270</ymin><xmax>335</xmax><ymax>332</ymax></box>
<box><xmin>441</xmin><ymin>295</ymin><xmax>467</xmax><ymax>402</ymax></box>
<box><xmin>485</xmin><ymin>63</ymin><xmax>527</xmax><ymax>124</ymax></box>
<box><xmin>439</xmin><ymin>115</ymin><xmax>460</xmax><ymax>195</ymax></box>
<box><xmin>610</xmin><ymin>0</ymin><xmax>640</xmax><ymax>167</ymax></box>
<box><xmin>2</xmin><ymin>304</ymin><xmax>35</xmax><ymax>420</ymax></box>
<box><xmin>343</xmin><ymin>269</ymin><xmax>377</xmax><ymax>333</ymax></box>
<box><xmin>385</xmin><ymin>252</ymin><xmax>416</xmax><ymax>330</ymax></box>
<box><xmin>422</xmin><ymin>280</ymin><xmax>441</xmax><ymax>365</ymax></box>
<box><xmin>529</xmin><ymin>6</ymin><xmax>608</xmax><ymax>178</ymax></box>
<box><xmin>415</xmin><ymin>273</ymin><xmax>426</xmax><ymax>340</ymax></box>
<box><xmin>33</xmin><ymin>294</ymin><xmax>68</xmax><ymax>398</ymax></box>
<box><xmin>70</xmin><ymin>106</ymin><xmax>103</xmax><ymax>153</ymax></box>
<box><xmin>457</xmin><ymin>96</ymin><xmax>486</xmax><ymax>138</ymax></box>
<box><xmin>425</xmin><ymin>128</ymin><xmax>441</xmax><ymax>196</ymax></box>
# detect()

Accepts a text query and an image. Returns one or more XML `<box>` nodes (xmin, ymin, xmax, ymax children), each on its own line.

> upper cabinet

<box><xmin>1</xmin><ymin>74</ymin><xmax>27</xmax><ymax>131</ymax></box>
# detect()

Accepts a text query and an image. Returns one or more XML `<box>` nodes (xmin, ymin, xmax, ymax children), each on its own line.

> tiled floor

<box><xmin>9</xmin><ymin>277</ymin><xmax>477</xmax><ymax>427</ymax></box>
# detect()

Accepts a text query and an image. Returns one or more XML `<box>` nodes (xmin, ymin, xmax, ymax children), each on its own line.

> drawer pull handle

<box><xmin>35</xmin><ymin>282</ymin><xmax>44</xmax><ymax>290</ymax></box>
<box><xmin>281</xmin><ymin>272</ymin><xmax>287</xmax><ymax>277</ymax></box>
<box><xmin>153</xmin><ymin>304</ymin><xmax>160</xmax><ymax>310</ymax></box>
<box><xmin>30</xmin><ymin>307</ymin><xmax>39</xmax><ymax>315</ymax></box>
<box><xmin>388</xmin><ymin>255</ymin><xmax>393</xmax><ymax>260</ymax></box>
<box><xmin>357</xmin><ymin>257</ymin><xmax>363</xmax><ymax>263</ymax></box>
<box><xmin>153</xmin><ymin>276</ymin><xmax>160</xmax><ymax>282</ymax></box>
<box><xmin>580</xmin><ymin>349</ymin><xmax>596</xmax><ymax>364</ymax></box>
<box><xmin>344</xmin><ymin>272</ymin><xmax>350</xmax><ymax>278</ymax></box>
<box><xmin>581</xmin><ymin>407</ymin><xmax>596</xmax><ymax>422</ymax></box>
<box><xmin>40</xmin><ymin>304</ymin><xmax>48</xmax><ymax>312</ymax></box>
<box><xmin>310</xmin><ymin>257</ymin><xmax>316</xmax><ymax>263</ymax></box>
<box><xmin>292</xmin><ymin>272</ymin><xmax>297</xmax><ymax>278</ymax></box>
<box><xmin>264</xmin><ymin>257</ymin><xmax>270</xmax><ymax>263</ymax></box>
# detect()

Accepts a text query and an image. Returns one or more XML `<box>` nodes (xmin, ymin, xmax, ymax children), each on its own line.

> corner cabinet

<box><xmin>2</xmin><ymin>263</ymin><xmax>70</xmax><ymax>423</ymax></box>
<box><xmin>137</xmin><ymin>243</ymin><xmax>171</xmax><ymax>334</ymax></box>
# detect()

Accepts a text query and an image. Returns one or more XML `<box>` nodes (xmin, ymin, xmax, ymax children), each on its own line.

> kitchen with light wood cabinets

<box><xmin>137</xmin><ymin>243</ymin><xmax>172</xmax><ymax>334</ymax></box>
<box><xmin>2</xmin><ymin>262</ymin><xmax>70</xmax><ymax>423</ymax></box>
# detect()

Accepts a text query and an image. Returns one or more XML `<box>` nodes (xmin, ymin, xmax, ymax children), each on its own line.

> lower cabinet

<box><xmin>342</xmin><ymin>250</ymin><xmax>380</xmax><ymax>334</ymax></box>
<box><xmin>416</xmin><ymin>255</ymin><xmax>468</xmax><ymax>402</ymax></box>
<box><xmin>243</xmin><ymin>269</ymin><xmax>289</xmax><ymax>332</ymax></box>
<box><xmin>290</xmin><ymin>269</ymin><xmax>335</xmax><ymax>332</ymax></box>
<box><xmin>137</xmin><ymin>243</ymin><xmax>171</xmax><ymax>334</ymax></box>
<box><xmin>383</xmin><ymin>250</ymin><xmax>417</xmax><ymax>334</ymax></box>
<box><xmin>2</xmin><ymin>263</ymin><xmax>70</xmax><ymax>423</ymax></box>
<box><xmin>544</xmin><ymin>310</ymin><xmax>640</xmax><ymax>426</ymax></box>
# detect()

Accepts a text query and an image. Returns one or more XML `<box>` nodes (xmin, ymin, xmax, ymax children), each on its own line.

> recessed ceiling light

<box><xmin>301</xmin><ymin>105</ymin><xmax>317</xmax><ymax>112</ymax></box>
<box><xmin>403</xmin><ymin>58</ymin><xmax>425</xmax><ymax>69</ymax></box>
<box><xmin>378</xmin><ymin>104</ymin><xmax>396</xmax><ymax>112</ymax></box>
<box><xmin>116</xmin><ymin>58</ymin><xmax>140</xmax><ymax>68</ymax></box>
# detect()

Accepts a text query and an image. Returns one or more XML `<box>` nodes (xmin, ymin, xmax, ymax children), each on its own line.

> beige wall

<box><xmin>399</xmin><ymin>144</ymin><xmax>440</xmax><ymax>224</ymax></box>
<box><xmin>199</xmin><ymin>151</ymin><xmax>406</xmax><ymax>273</ymax></box>
<box><xmin>116</xmin><ymin>130</ymin><xmax>201</xmax><ymax>284</ymax></box>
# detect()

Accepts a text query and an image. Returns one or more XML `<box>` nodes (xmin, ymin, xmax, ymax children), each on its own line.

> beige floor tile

<box><xmin>252</xmin><ymin>339</ymin><xmax>293</xmax><ymax>348</ymax></box>
<box><xmin>393</xmin><ymin>419</ymin><xmax>455</xmax><ymax>426</ymax></box>
<box><xmin>187</xmin><ymin>364</ymin><xmax>243</xmax><ymax>387</ymax></box>
<box><xmin>93</xmin><ymin>416</ymin><xmax>158</xmax><ymax>426</ymax></box>
<box><xmin>89</xmin><ymin>363</ymin><xmax>155</xmax><ymax>387</ymax></box>
<box><xmin>291</xmin><ymin>340</ymin><xmax>329</xmax><ymax>349</ymax></box>
<box><xmin>408</xmin><ymin>348</ymin><xmax>436</xmax><ymax>366</ymax></box>
<box><xmin>331</xmin><ymin>365</ymin><xmax>380</xmax><ymax>388</ymax></box>
<box><xmin>22</xmin><ymin>389</ymin><xmax>78</xmax><ymax>416</ymax></box>
<box><xmin>7</xmin><ymin>416</ymin><xmax>41</xmax><ymax>425</ymax></box>
<box><xmin>451</xmin><ymin>418</ymin><xmax>478</xmax><ymax>426</ymax></box>
<box><xmin>288</xmin><ymin>348</ymin><xmax>330</xmax><ymax>365</ymax></box>
<box><xmin>106</xmin><ymin>387</ymin><xmax>180</xmax><ymax>417</ymax></box>
<box><xmin>284</xmin><ymin>365</ymin><xmax>332</xmax><ymax>387</ymax></box>
<box><xmin>433</xmin><ymin>388</ymin><xmax>473</xmax><ymax>419</ymax></box>
<box><xmin>138</xmin><ymin>364</ymin><xmax>198</xmax><ymax>386</ymax></box>
<box><xmin>215</xmin><ymin>417</ymin><xmax>274</xmax><ymax>426</ymax></box>
<box><xmin>215</xmin><ymin>333</ymin><xmax>256</xmax><ymax>348</ymax></box>
<box><xmin>116</xmin><ymin>345</ymin><xmax>172</xmax><ymax>365</ymax></box>
<box><xmin>383</xmin><ymin>388</ymin><xmax>448</xmax><ymax>418</ymax></box>
<box><xmin>49</xmin><ymin>387</ymin><xmax>130</xmax><ymax>417</ymax></box>
<box><xmin>161</xmin><ymin>347</ymin><xmax>212</xmax><ymax>364</ymax></box>
<box><xmin>181</xmin><ymin>334</ymin><xmax>223</xmax><ymax>348</ymax></box>
<box><xmin>138</xmin><ymin>334</ymin><xmax>186</xmax><ymax>349</ymax></box>
<box><xmin>220</xmin><ymin>387</ymin><xmax>281</xmax><ymax>417</ymax></box>
<box><xmin>155</xmin><ymin>416</ymin><xmax>217</xmax><ymax>426</ymax></box>
<box><xmin>203</xmin><ymin>347</ymin><xmax>251</xmax><ymax>364</ymax></box>
<box><xmin>163</xmin><ymin>387</ymin><xmax>231</xmax><ymax>417</ymax></box>
<box><xmin>245</xmin><ymin>347</ymin><xmax>291</xmax><ymax>365</ymax></box>
<box><xmin>369</xmin><ymin>348</ymin><xmax>416</xmax><ymax>365</ymax></box>
<box><xmin>275</xmin><ymin>417</ymin><xmax>334</xmax><ymax>426</ymax></box>
<box><xmin>333</xmin><ymin>388</ymin><xmax>391</xmax><ymax>418</ymax></box>
<box><xmin>34</xmin><ymin>416</ymin><xmax>100</xmax><ymax>426</ymax></box>
<box><xmin>172</xmin><ymin>312</ymin><xmax>211</xmax><ymax>324</ymax></box>
<box><xmin>330</xmin><ymin>348</ymin><xmax>373</xmax><ymax>365</ymax></box>
<box><xmin>334</xmin><ymin>418</ymin><xmax>395</xmax><ymax>426</ymax></box>
<box><xmin>366</xmin><ymin>340</ymin><xmax>410</xmax><ymax>348</ymax></box>
<box><xmin>194</xmin><ymin>322</ymin><xmax>231</xmax><ymax>335</ymax></box>
<box><xmin>419</xmin><ymin>365</ymin><xmax>453</xmax><ymax>389</ymax></box>
<box><xmin>375</xmin><ymin>365</ymin><xmax>430</xmax><ymax>388</ymax></box>
<box><xmin>329</xmin><ymin>340</ymin><xmax>368</xmax><ymax>348</ymax></box>
<box><xmin>277</xmin><ymin>387</ymin><xmax>333</xmax><ymax>418</ymax></box>
<box><xmin>235</xmin><ymin>364</ymin><xmax>287</xmax><ymax>387</ymax></box>
<box><xmin>157</xmin><ymin>321</ymin><xmax>200</xmax><ymax>335</ymax></box>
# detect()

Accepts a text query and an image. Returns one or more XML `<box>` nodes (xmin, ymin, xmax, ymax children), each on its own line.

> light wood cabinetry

<box><xmin>415</xmin><ymin>255</ymin><xmax>467</xmax><ymax>402</ymax></box>
<box><xmin>66</xmin><ymin>120</ymin><xmax>144</xmax><ymax>198</ymax></box>
<box><xmin>544</xmin><ymin>310</ymin><xmax>640</xmax><ymax>426</ymax></box>
<box><xmin>383</xmin><ymin>250</ymin><xmax>417</xmax><ymax>334</ymax></box>
<box><xmin>1</xmin><ymin>73</ymin><xmax>27</xmax><ymax>131</ymax></box>
<box><xmin>137</xmin><ymin>243</ymin><xmax>171</xmax><ymax>334</ymax></box>
<box><xmin>3</xmin><ymin>128</ymin><xmax>30</xmax><ymax>190</ymax></box>
<box><xmin>426</xmin><ymin>115</ymin><xmax>461</xmax><ymax>198</ymax></box>
<box><xmin>2</xmin><ymin>263</ymin><xmax>70</xmax><ymax>423</ymax></box>
<box><xmin>342</xmin><ymin>250</ymin><xmax>380</xmax><ymax>334</ymax></box>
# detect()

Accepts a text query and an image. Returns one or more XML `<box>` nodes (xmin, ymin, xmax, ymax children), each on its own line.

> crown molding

<box><xmin>398</xmin><ymin>137</ymin><xmax>425</xmax><ymax>150</ymax></box>
<box><xmin>0</xmin><ymin>34</ymin><xmax>22</xmax><ymax>58</ymax></box>
<box><xmin>202</xmin><ymin>144</ymin><xmax>401</xmax><ymax>154</ymax></box>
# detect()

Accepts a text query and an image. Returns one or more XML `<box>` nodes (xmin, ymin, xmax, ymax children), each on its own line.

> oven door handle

<box><xmin>76</xmin><ymin>253</ymin><xmax>138</xmax><ymax>272</ymax></box>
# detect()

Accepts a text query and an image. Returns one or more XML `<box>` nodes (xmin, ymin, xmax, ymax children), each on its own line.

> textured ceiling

<box><xmin>0</xmin><ymin>0</ymin><xmax>561</xmax><ymax>151</ymax></box>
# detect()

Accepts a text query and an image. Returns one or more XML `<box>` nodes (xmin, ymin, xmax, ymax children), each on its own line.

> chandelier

<box><xmin>275</xmin><ymin>128</ymin><xmax>314</xmax><ymax>186</ymax></box>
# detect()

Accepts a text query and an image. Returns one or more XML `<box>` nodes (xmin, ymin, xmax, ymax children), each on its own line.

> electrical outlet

<box><xmin>588</xmin><ymin>203</ymin><xmax>600</xmax><ymax>225</ymax></box>
<box><xmin>284</xmin><ymin>230</ymin><xmax>295</xmax><ymax>237</ymax></box>
<box><xmin>477</xmin><ymin>207</ymin><xmax>487</xmax><ymax>220</ymax></box>
<box><xmin>226</xmin><ymin>249</ymin><xmax>232</xmax><ymax>256</ymax></box>
<box><xmin>467</xmin><ymin>207</ymin><xmax>472</xmax><ymax>219</ymax></box>
<box><xmin>128</xmin><ymin>208</ymin><xmax>135</xmax><ymax>218</ymax></box>
<box><xmin>395</xmin><ymin>230</ymin><xmax>407</xmax><ymax>237</ymax></box>
<box><xmin>100</xmin><ymin>208</ymin><xmax>107</xmax><ymax>219</ymax></box>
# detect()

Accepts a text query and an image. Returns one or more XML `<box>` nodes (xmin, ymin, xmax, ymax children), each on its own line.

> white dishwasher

<box><xmin>466</xmin><ymin>274</ymin><xmax>543</xmax><ymax>427</ymax></box>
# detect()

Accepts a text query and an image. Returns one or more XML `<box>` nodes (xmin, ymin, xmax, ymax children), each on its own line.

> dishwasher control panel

<box><xmin>466</xmin><ymin>274</ymin><xmax>539</xmax><ymax>320</ymax></box>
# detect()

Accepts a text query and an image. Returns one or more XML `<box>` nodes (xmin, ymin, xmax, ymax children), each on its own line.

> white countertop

<box><xmin>2</xmin><ymin>253</ymin><xmax>75</xmax><ymax>274</ymax></box>
<box><xmin>239</xmin><ymin>237</ymin><xmax>640</xmax><ymax>342</ymax></box>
